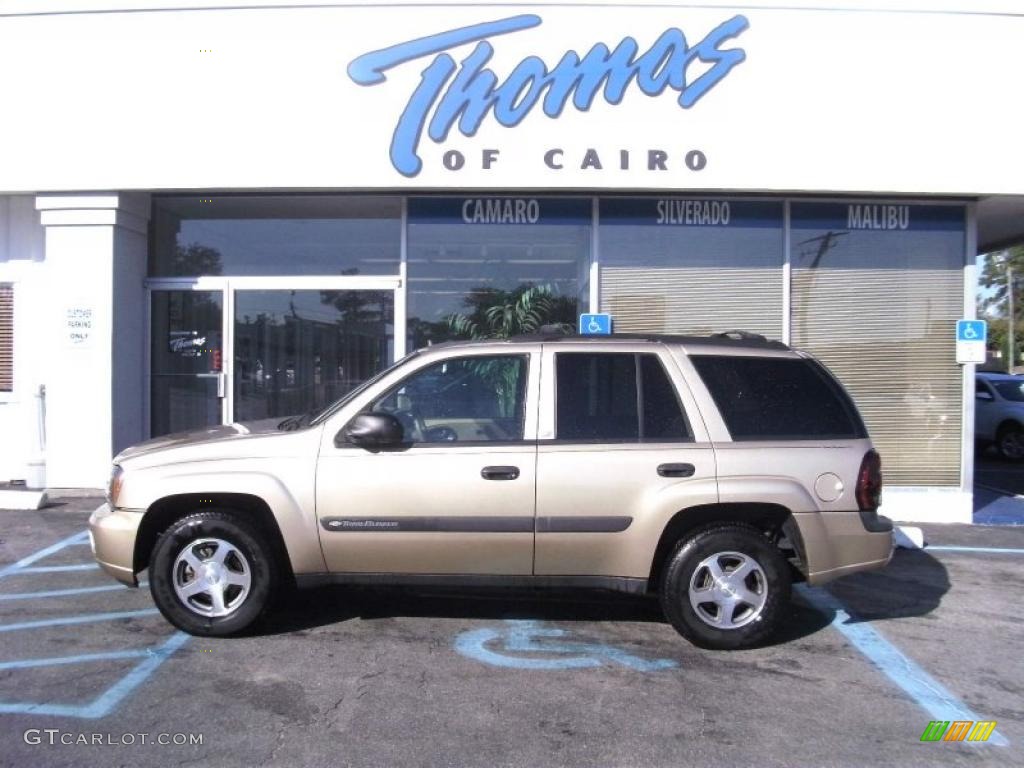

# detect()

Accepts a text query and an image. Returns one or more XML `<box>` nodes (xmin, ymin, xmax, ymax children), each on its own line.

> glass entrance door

<box><xmin>232</xmin><ymin>289</ymin><xmax>394</xmax><ymax>422</ymax></box>
<box><xmin>149</xmin><ymin>283</ymin><xmax>397</xmax><ymax>437</ymax></box>
<box><xmin>150</xmin><ymin>290</ymin><xmax>225</xmax><ymax>436</ymax></box>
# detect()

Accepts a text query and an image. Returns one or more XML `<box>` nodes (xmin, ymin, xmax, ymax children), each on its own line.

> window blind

<box><xmin>601</xmin><ymin>266</ymin><xmax>783</xmax><ymax>339</ymax></box>
<box><xmin>0</xmin><ymin>284</ymin><xmax>12</xmax><ymax>392</ymax></box>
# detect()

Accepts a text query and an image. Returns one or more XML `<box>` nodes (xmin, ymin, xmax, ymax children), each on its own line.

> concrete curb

<box><xmin>894</xmin><ymin>525</ymin><xmax>926</xmax><ymax>550</ymax></box>
<box><xmin>0</xmin><ymin>490</ymin><xmax>48</xmax><ymax>510</ymax></box>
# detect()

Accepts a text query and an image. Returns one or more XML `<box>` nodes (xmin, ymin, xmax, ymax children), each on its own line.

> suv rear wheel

<box><xmin>149</xmin><ymin>510</ymin><xmax>278</xmax><ymax>637</ymax></box>
<box><xmin>659</xmin><ymin>523</ymin><xmax>790</xmax><ymax>650</ymax></box>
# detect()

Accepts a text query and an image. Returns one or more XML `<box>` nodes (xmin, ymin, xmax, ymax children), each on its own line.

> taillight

<box><xmin>856</xmin><ymin>450</ymin><xmax>882</xmax><ymax>511</ymax></box>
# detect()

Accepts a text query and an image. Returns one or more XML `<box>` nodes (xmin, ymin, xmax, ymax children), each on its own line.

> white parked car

<box><xmin>976</xmin><ymin>373</ymin><xmax>1024</xmax><ymax>460</ymax></box>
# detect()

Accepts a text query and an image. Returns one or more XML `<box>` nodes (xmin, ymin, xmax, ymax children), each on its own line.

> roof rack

<box><xmin>504</xmin><ymin>331</ymin><xmax>789</xmax><ymax>350</ymax></box>
<box><xmin>710</xmin><ymin>330</ymin><xmax>768</xmax><ymax>342</ymax></box>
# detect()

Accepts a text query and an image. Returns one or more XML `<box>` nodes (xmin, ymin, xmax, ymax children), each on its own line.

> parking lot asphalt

<box><xmin>977</xmin><ymin>450</ymin><xmax>1024</xmax><ymax>497</ymax></box>
<box><xmin>0</xmin><ymin>496</ymin><xmax>1021</xmax><ymax>768</ymax></box>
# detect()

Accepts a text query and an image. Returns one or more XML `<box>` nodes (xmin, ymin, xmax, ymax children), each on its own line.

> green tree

<box><xmin>445</xmin><ymin>283</ymin><xmax>576</xmax><ymax>340</ymax></box>
<box><xmin>979</xmin><ymin>247</ymin><xmax>1024</xmax><ymax>370</ymax></box>
<box><xmin>444</xmin><ymin>283</ymin><xmax>576</xmax><ymax>414</ymax></box>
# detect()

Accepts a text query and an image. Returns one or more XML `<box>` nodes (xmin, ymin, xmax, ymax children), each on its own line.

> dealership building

<box><xmin>0</xmin><ymin>0</ymin><xmax>1022</xmax><ymax>522</ymax></box>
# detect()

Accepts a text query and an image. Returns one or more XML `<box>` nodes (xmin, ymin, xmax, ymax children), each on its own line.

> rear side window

<box><xmin>690</xmin><ymin>355</ymin><xmax>866</xmax><ymax>440</ymax></box>
<box><xmin>555</xmin><ymin>353</ymin><xmax>691</xmax><ymax>441</ymax></box>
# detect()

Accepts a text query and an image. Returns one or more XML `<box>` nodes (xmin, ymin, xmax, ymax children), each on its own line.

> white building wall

<box><xmin>0</xmin><ymin>196</ymin><xmax>46</xmax><ymax>486</ymax></box>
<box><xmin>34</xmin><ymin>194</ymin><xmax>150</xmax><ymax>488</ymax></box>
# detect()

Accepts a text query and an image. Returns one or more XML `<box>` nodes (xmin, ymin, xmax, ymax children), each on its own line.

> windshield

<box><xmin>306</xmin><ymin>351</ymin><xmax>421</xmax><ymax>427</ymax></box>
<box><xmin>992</xmin><ymin>379</ymin><xmax>1024</xmax><ymax>403</ymax></box>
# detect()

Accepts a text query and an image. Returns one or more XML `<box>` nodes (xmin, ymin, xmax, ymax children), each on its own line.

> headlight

<box><xmin>107</xmin><ymin>464</ymin><xmax>124</xmax><ymax>507</ymax></box>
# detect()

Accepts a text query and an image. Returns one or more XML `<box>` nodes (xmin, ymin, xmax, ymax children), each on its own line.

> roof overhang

<box><xmin>978</xmin><ymin>196</ymin><xmax>1024</xmax><ymax>253</ymax></box>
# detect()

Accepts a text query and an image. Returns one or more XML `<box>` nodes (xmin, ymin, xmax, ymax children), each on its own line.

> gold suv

<box><xmin>90</xmin><ymin>333</ymin><xmax>893</xmax><ymax>650</ymax></box>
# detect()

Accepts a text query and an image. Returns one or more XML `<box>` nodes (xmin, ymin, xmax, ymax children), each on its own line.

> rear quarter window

<box><xmin>690</xmin><ymin>355</ymin><xmax>866</xmax><ymax>441</ymax></box>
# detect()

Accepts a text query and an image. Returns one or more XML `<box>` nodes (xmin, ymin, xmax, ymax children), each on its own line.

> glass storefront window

<box><xmin>151</xmin><ymin>196</ymin><xmax>401</xmax><ymax>277</ymax></box>
<box><xmin>233</xmin><ymin>289</ymin><xmax>393</xmax><ymax>421</ymax></box>
<box><xmin>598</xmin><ymin>199</ymin><xmax>784</xmax><ymax>338</ymax></box>
<box><xmin>406</xmin><ymin>197</ymin><xmax>591</xmax><ymax>348</ymax></box>
<box><xmin>790</xmin><ymin>203</ymin><xmax>965</xmax><ymax>486</ymax></box>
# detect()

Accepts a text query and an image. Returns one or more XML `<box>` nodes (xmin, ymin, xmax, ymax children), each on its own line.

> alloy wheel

<box><xmin>688</xmin><ymin>550</ymin><xmax>768</xmax><ymax>629</ymax></box>
<box><xmin>172</xmin><ymin>537</ymin><xmax>252</xmax><ymax>618</ymax></box>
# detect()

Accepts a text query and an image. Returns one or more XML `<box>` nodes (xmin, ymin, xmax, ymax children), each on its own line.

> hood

<box><xmin>114</xmin><ymin>418</ymin><xmax>285</xmax><ymax>463</ymax></box>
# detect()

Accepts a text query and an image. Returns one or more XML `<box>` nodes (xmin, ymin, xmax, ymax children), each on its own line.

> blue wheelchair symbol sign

<box><xmin>956</xmin><ymin>319</ymin><xmax>987</xmax><ymax>343</ymax></box>
<box><xmin>579</xmin><ymin>313</ymin><xmax>612</xmax><ymax>336</ymax></box>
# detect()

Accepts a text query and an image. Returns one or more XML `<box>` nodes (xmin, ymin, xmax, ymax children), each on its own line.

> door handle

<box><xmin>481</xmin><ymin>465</ymin><xmax>520</xmax><ymax>481</ymax></box>
<box><xmin>658</xmin><ymin>463</ymin><xmax>695</xmax><ymax>478</ymax></box>
<box><xmin>197</xmin><ymin>372</ymin><xmax>226</xmax><ymax>398</ymax></box>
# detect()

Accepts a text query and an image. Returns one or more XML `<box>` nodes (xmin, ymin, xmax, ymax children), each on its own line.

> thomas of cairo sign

<box><xmin>348</xmin><ymin>14</ymin><xmax>749</xmax><ymax>177</ymax></box>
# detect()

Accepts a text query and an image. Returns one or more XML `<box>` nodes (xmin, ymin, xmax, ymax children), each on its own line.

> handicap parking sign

<box><xmin>579</xmin><ymin>313</ymin><xmax>612</xmax><ymax>335</ymax></box>
<box><xmin>956</xmin><ymin>319</ymin><xmax>987</xmax><ymax>364</ymax></box>
<box><xmin>957</xmin><ymin>320</ymin><xmax>986</xmax><ymax>342</ymax></box>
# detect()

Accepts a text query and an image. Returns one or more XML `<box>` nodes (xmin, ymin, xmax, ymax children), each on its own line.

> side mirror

<box><xmin>976</xmin><ymin>390</ymin><xmax>994</xmax><ymax>402</ymax></box>
<box><xmin>338</xmin><ymin>412</ymin><xmax>404</xmax><ymax>448</ymax></box>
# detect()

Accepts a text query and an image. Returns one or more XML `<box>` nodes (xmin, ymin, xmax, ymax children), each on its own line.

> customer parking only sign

<box><xmin>956</xmin><ymin>319</ymin><xmax>987</xmax><ymax>364</ymax></box>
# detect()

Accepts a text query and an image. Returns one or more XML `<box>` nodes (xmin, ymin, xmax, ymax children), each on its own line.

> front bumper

<box><xmin>88</xmin><ymin>503</ymin><xmax>144</xmax><ymax>587</ymax></box>
<box><xmin>791</xmin><ymin>509</ymin><xmax>894</xmax><ymax>586</ymax></box>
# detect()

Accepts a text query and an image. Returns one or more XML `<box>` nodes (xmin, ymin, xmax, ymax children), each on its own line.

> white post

<box><xmin>35</xmin><ymin>193</ymin><xmax>150</xmax><ymax>488</ymax></box>
<box><xmin>1008</xmin><ymin>262</ymin><xmax>1015</xmax><ymax>373</ymax></box>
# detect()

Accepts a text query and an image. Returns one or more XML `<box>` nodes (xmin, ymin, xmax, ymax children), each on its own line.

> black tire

<box><xmin>995</xmin><ymin>423</ymin><xmax>1024</xmax><ymax>461</ymax></box>
<box><xmin>659</xmin><ymin>523</ymin><xmax>791</xmax><ymax>650</ymax></box>
<box><xmin>149</xmin><ymin>509</ymin><xmax>278</xmax><ymax>637</ymax></box>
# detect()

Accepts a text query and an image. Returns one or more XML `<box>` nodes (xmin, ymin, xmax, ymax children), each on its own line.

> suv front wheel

<box><xmin>149</xmin><ymin>510</ymin><xmax>278</xmax><ymax>637</ymax></box>
<box><xmin>660</xmin><ymin>523</ymin><xmax>791</xmax><ymax>650</ymax></box>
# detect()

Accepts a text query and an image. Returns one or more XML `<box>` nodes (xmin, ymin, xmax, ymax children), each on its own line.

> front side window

<box><xmin>555</xmin><ymin>353</ymin><xmax>691</xmax><ymax>442</ymax></box>
<box><xmin>369</xmin><ymin>355</ymin><xmax>528</xmax><ymax>443</ymax></box>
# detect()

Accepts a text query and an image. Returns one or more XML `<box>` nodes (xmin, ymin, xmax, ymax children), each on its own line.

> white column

<box><xmin>35</xmin><ymin>193</ymin><xmax>150</xmax><ymax>489</ymax></box>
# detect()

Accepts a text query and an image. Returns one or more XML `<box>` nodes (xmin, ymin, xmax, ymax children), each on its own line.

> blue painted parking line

<box><xmin>0</xmin><ymin>632</ymin><xmax>190</xmax><ymax>719</ymax></box>
<box><xmin>0</xmin><ymin>648</ymin><xmax>151</xmax><ymax>671</ymax></box>
<box><xmin>17</xmin><ymin>564</ymin><xmax>99</xmax><ymax>574</ymax></box>
<box><xmin>0</xmin><ymin>607</ymin><xmax>161</xmax><ymax>633</ymax></box>
<box><xmin>926</xmin><ymin>546</ymin><xmax>1024</xmax><ymax>554</ymax></box>
<box><xmin>0</xmin><ymin>582</ymin><xmax>147</xmax><ymax>601</ymax></box>
<box><xmin>796</xmin><ymin>584</ymin><xmax>1008</xmax><ymax>747</ymax></box>
<box><xmin>0</xmin><ymin>530</ymin><xmax>90</xmax><ymax>579</ymax></box>
<box><xmin>0</xmin><ymin>528</ymin><xmax>188</xmax><ymax>719</ymax></box>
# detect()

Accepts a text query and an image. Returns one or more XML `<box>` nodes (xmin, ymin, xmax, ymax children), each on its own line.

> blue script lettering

<box><xmin>348</xmin><ymin>14</ymin><xmax>749</xmax><ymax>177</ymax></box>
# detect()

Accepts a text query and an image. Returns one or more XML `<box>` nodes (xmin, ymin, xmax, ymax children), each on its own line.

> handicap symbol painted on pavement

<box><xmin>454</xmin><ymin>619</ymin><xmax>677</xmax><ymax>672</ymax></box>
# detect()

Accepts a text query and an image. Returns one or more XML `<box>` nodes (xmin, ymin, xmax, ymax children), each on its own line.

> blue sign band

<box><xmin>600</xmin><ymin>198</ymin><xmax>782</xmax><ymax>228</ymax></box>
<box><xmin>791</xmin><ymin>202</ymin><xmax>965</xmax><ymax>232</ymax></box>
<box><xmin>409</xmin><ymin>197</ymin><xmax>592</xmax><ymax>224</ymax></box>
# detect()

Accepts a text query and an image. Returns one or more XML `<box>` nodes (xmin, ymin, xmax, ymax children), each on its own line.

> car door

<box><xmin>315</xmin><ymin>348</ymin><xmax>539</xmax><ymax>575</ymax></box>
<box><xmin>534</xmin><ymin>343</ymin><xmax>718</xmax><ymax>580</ymax></box>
